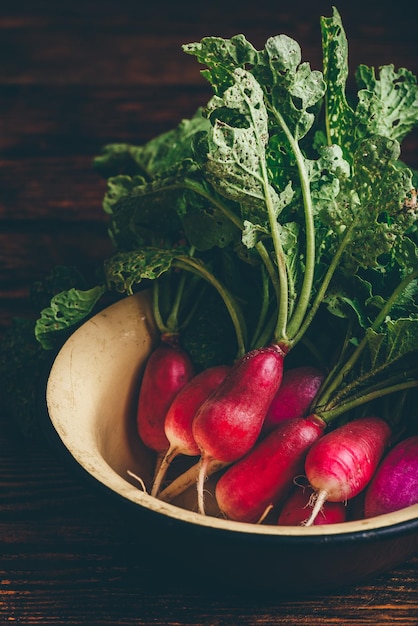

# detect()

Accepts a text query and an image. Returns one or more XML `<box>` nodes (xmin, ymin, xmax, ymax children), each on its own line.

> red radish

<box><xmin>136</xmin><ymin>343</ymin><xmax>195</xmax><ymax>457</ymax></box>
<box><xmin>277</xmin><ymin>482</ymin><xmax>346</xmax><ymax>526</ymax></box>
<box><xmin>262</xmin><ymin>365</ymin><xmax>325</xmax><ymax>435</ymax></box>
<box><xmin>303</xmin><ymin>415</ymin><xmax>392</xmax><ymax>526</ymax></box>
<box><xmin>192</xmin><ymin>344</ymin><xmax>286</xmax><ymax>514</ymax></box>
<box><xmin>150</xmin><ymin>364</ymin><xmax>231</xmax><ymax>497</ymax></box>
<box><xmin>215</xmin><ymin>414</ymin><xmax>325</xmax><ymax>523</ymax></box>
<box><xmin>364</xmin><ymin>435</ymin><xmax>418</xmax><ymax>518</ymax></box>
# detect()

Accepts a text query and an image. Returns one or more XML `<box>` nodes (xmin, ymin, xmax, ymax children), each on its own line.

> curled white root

<box><xmin>302</xmin><ymin>489</ymin><xmax>328</xmax><ymax>526</ymax></box>
<box><xmin>127</xmin><ymin>470</ymin><xmax>148</xmax><ymax>493</ymax></box>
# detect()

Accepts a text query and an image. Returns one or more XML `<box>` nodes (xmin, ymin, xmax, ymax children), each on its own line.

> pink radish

<box><xmin>262</xmin><ymin>365</ymin><xmax>325</xmax><ymax>435</ymax></box>
<box><xmin>303</xmin><ymin>415</ymin><xmax>392</xmax><ymax>526</ymax></box>
<box><xmin>150</xmin><ymin>364</ymin><xmax>231</xmax><ymax>496</ymax></box>
<box><xmin>215</xmin><ymin>414</ymin><xmax>325</xmax><ymax>523</ymax></box>
<box><xmin>277</xmin><ymin>482</ymin><xmax>346</xmax><ymax>526</ymax></box>
<box><xmin>364</xmin><ymin>435</ymin><xmax>418</xmax><ymax>518</ymax></box>
<box><xmin>136</xmin><ymin>343</ymin><xmax>195</xmax><ymax>458</ymax></box>
<box><xmin>192</xmin><ymin>344</ymin><xmax>286</xmax><ymax>514</ymax></box>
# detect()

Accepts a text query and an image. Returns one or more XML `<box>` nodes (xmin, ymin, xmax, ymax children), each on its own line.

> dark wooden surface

<box><xmin>1</xmin><ymin>1</ymin><xmax>418</xmax><ymax>623</ymax></box>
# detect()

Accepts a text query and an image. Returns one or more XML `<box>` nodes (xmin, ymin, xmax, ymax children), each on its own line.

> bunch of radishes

<box><xmin>108</xmin><ymin>10</ymin><xmax>418</xmax><ymax>528</ymax></box>
<box><xmin>133</xmin><ymin>338</ymin><xmax>418</xmax><ymax>527</ymax></box>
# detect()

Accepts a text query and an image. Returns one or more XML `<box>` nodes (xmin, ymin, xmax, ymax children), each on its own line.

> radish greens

<box><xmin>31</xmin><ymin>7</ymin><xmax>418</xmax><ymax>432</ymax></box>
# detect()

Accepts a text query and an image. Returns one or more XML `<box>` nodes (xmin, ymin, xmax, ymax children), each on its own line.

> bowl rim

<box><xmin>46</xmin><ymin>291</ymin><xmax>418</xmax><ymax>542</ymax></box>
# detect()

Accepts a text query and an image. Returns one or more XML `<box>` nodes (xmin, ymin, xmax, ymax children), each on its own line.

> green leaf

<box><xmin>107</xmin><ymin>160</ymin><xmax>241</xmax><ymax>251</ymax></box>
<box><xmin>363</xmin><ymin>318</ymin><xmax>418</xmax><ymax>378</ymax></box>
<box><xmin>177</xmin><ymin>190</ymin><xmax>240</xmax><ymax>250</ymax></box>
<box><xmin>355</xmin><ymin>64</ymin><xmax>418</xmax><ymax>144</ymax></box>
<box><xmin>319</xmin><ymin>135</ymin><xmax>414</xmax><ymax>273</ymax></box>
<box><xmin>93</xmin><ymin>143</ymin><xmax>148</xmax><ymax>178</ymax></box>
<box><xmin>104</xmin><ymin>248</ymin><xmax>183</xmax><ymax>294</ymax></box>
<box><xmin>183</xmin><ymin>34</ymin><xmax>259</xmax><ymax>95</ymax></box>
<box><xmin>320</xmin><ymin>7</ymin><xmax>356</xmax><ymax>156</ymax></box>
<box><xmin>394</xmin><ymin>233</ymin><xmax>418</xmax><ymax>275</ymax></box>
<box><xmin>307</xmin><ymin>144</ymin><xmax>350</xmax><ymax>211</ymax></box>
<box><xmin>264</xmin><ymin>35</ymin><xmax>326</xmax><ymax>140</ymax></box>
<box><xmin>204</xmin><ymin>69</ymin><xmax>281</xmax><ymax>226</ymax></box>
<box><xmin>102</xmin><ymin>174</ymin><xmax>146</xmax><ymax>217</ymax></box>
<box><xmin>94</xmin><ymin>108</ymin><xmax>210</xmax><ymax>179</ymax></box>
<box><xmin>106</xmin><ymin>166</ymin><xmax>189</xmax><ymax>248</ymax></box>
<box><xmin>35</xmin><ymin>285</ymin><xmax>107</xmax><ymax>350</ymax></box>
<box><xmin>320</xmin><ymin>7</ymin><xmax>418</xmax><ymax>163</ymax></box>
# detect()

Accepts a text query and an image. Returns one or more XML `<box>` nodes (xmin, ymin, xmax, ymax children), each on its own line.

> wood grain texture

<box><xmin>1</xmin><ymin>1</ymin><xmax>418</xmax><ymax>623</ymax></box>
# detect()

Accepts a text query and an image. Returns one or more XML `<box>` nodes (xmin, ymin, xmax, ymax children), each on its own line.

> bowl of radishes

<box><xmin>43</xmin><ymin>7</ymin><xmax>418</xmax><ymax>593</ymax></box>
<box><xmin>46</xmin><ymin>290</ymin><xmax>418</xmax><ymax>594</ymax></box>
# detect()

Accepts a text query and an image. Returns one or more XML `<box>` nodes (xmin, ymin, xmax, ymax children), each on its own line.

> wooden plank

<box><xmin>0</xmin><ymin>85</ymin><xmax>211</xmax><ymax>156</ymax></box>
<box><xmin>0</xmin><ymin>3</ymin><xmax>416</xmax><ymax>88</ymax></box>
<box><xmin>0</xmin><ymin>230</ymin><xmax>112</xmax><ymax>285</ymax></box>
<box><xmin>0</xmin><ymin>156</ymin><xmax>108</xmax><ymax>221</ymax></box>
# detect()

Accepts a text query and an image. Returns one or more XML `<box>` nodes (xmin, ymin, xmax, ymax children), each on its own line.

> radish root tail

<box><xmin>197</xmin><ymin>455</ymin><xmax>212</xmax><ymax>515</ymax></box>
<box><xmin>302</xmin><ymin>489</ymin><xmax>328</xmax><ymax>526</ymax></box>
<box><xmin>153</xmin><ymin>451</ymin><xmax>165</xmax><ymax>483</ymax></box>
<box><xmin>158</xmin><ymin>458</ymin><xmax>230</xmax><ymax>503</ymax></box>
<box><xmin>127</xmin><ymin>470</ymin><xmax>148</xmax><ymax>493</ymax></box>
<box><xmin>256</xmin><ymin>503</ymin><xmax>274</xmax><ymax>524</ymax></box>
<box><xmin>151</xmin><ymin>445</ymin><xmax>179</xmax><ymax>497</ymax></box>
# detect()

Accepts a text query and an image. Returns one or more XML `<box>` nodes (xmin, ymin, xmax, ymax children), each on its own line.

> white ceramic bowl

<box><xmin>46</xmin><ymin>290</ymin><xmax>418</xmax><ymax>593</ymax></box>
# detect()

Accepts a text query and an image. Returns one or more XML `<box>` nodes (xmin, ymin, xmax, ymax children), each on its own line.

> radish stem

<box><xmin>271</xmin><ymin>108</ymin><xmax>315</xmax><ymax>344</ymax></box>
<box><xmin>317</xmin><ymin>268</ymin><xmax>418</xmax><ymax>409</ymax></box>
<box><xmin>173</xmin><ymin>256</ymin><xmax>247</xmax><ymax>357</ymax></box>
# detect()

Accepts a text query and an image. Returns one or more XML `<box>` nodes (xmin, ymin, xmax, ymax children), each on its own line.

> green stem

<box><xmin>186</xmin><ymin>178</ymin><xmax>282</xmax><ymax>316</ymax></box>
<box><xmin>165</xmin><ymin>246</ymin><xmax>196</xmax><ymax>331</ymax></box>
<box><xmin>270</xmin><ymin>109</ymin><xmax>315</xmax><ymax>343</ymax></box>
<box><xmin>130</xmin><ymin>175</ymin><xmax>283</xmax><ymax>327</ymax></box>
<box><xmin>249</xmin><ymin>266</ymin><xmax>272</xmax><ymax>349</ymax></box>
<box><xmin>152</xmin><ymin>281</ymin><xmax>169</xmax><ymax>334</ymax></box>
<box><xmin>173</xmin><ymin>256</ymin><xmax>247</xmax><ymax>357</ymax></box>
<box><xmin>250</xmin><ymin>131</ymin><xmax>288</xmax><ymax>343</ymax></box>
<box><xmin>317</xmin><ymin>378</ymin><xmax>418</xmax><ymax>424</ymax></box>
<box><xmin>312</xmin><ymin>317</ymin><xmax>354</xmax><ymax>404</ymax></box>
<box><xmin>178</xmin><ymin>280</ymin><xmax>207</xmax><ymax>331</ymax></box>
<box><xmin>252</xmin><ymin>309</ymin><xmax>277</xmax><ymax>349</ymax></box>
<box><xmin>322</xmin><ymin>367</ymin><xmax>418</xmax><ymax>413</ymax></box>
<box><xmin>165</xmin><ymin>271</ymin><xmax>187</xmax><ymax>332</ymax></box>
<box><xmin>291</xmin><ymin>216</ymin><xmax>358</xmax><ymax>348</ymax></box>
<box><xmin>317</xmin><ymin>268</ymin><xmax>418</xmax><ymax>408</ymax></box>
<box><xmin>255</xmin><ymin>241</ymin><xmax>282</xmax><ymax>312</ymax></box>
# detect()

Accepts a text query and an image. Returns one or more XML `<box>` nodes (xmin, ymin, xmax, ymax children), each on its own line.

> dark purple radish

<box><xmin>303</xmin><ymin>415</ymin><xmax>392</xmax><ymax>526</ymax></box>
<box><xmin>151</xmin><ymin>364</ymin><xmax>231</xmax><ymax>497</ymax></box>
<box><xmin>215</xmin><ymin>414</ymin><xmax>325</xmax><ymax>523</ymax></box>
<box><xmin>192</xmin><ymin>344</ymin><xmax>286</xmax><ymax>514</ymax></box>
<box><xmin>364</xmin><ymin>435</ymin><xmax>418</xmax><ymax>518</ymax></box>
<box><xmin>136</xmin><ymin>343</ymin><xmax>195</xmax><ymax>464</ymax></box>
<box><xmin>277</xmin><ymin>482</ymin><xmax>346</xmax><ymax>526</ymax></box>
<box><xmin>262</xmin><ymin>365</ymin><xmax>325</xmax><ymax>435</ymax></box>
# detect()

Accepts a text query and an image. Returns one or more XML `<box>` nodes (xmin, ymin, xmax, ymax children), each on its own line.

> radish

<box><xmin>136</xmin><ymin>342</ymin><xmax>195</xmax><ymax>459</ymax></box>
<box><xmin>150</xmin><ymin>364</ymin><xmax>231</xmax><ymax>497</ymax></box>
<box><xmin>262</xmin><ymin>366</ymin><xmax>325</xmax><ymax>435</ymax></box>
<box><xmin>303</xmin><ymin>415</ymin><xmax>392</xmax><ymax>526</ymax></box>
<box><xmin>277</xmin><ymin>481</ymin><xmax>346</xmax><ymax>526</ymax></box>
<box><xmin>364</xmin><ymin>435</ymin><xmax>418</xmax><ymax>518</ymax></box>
<box><xmin>192</xmin><ymin>344</ymin><xmax>286</xmax><ymax>514</ymax></box>
<box><xmin>215</xmin><ymin>414</ymin><xmax>325</xmax><ymax>523</ymax></box>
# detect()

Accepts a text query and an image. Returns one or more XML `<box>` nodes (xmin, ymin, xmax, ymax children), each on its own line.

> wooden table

<box><xmin>1</xmin><ymin>1</ymin><xmax>418</xmax><ymax>623</ymax></box>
